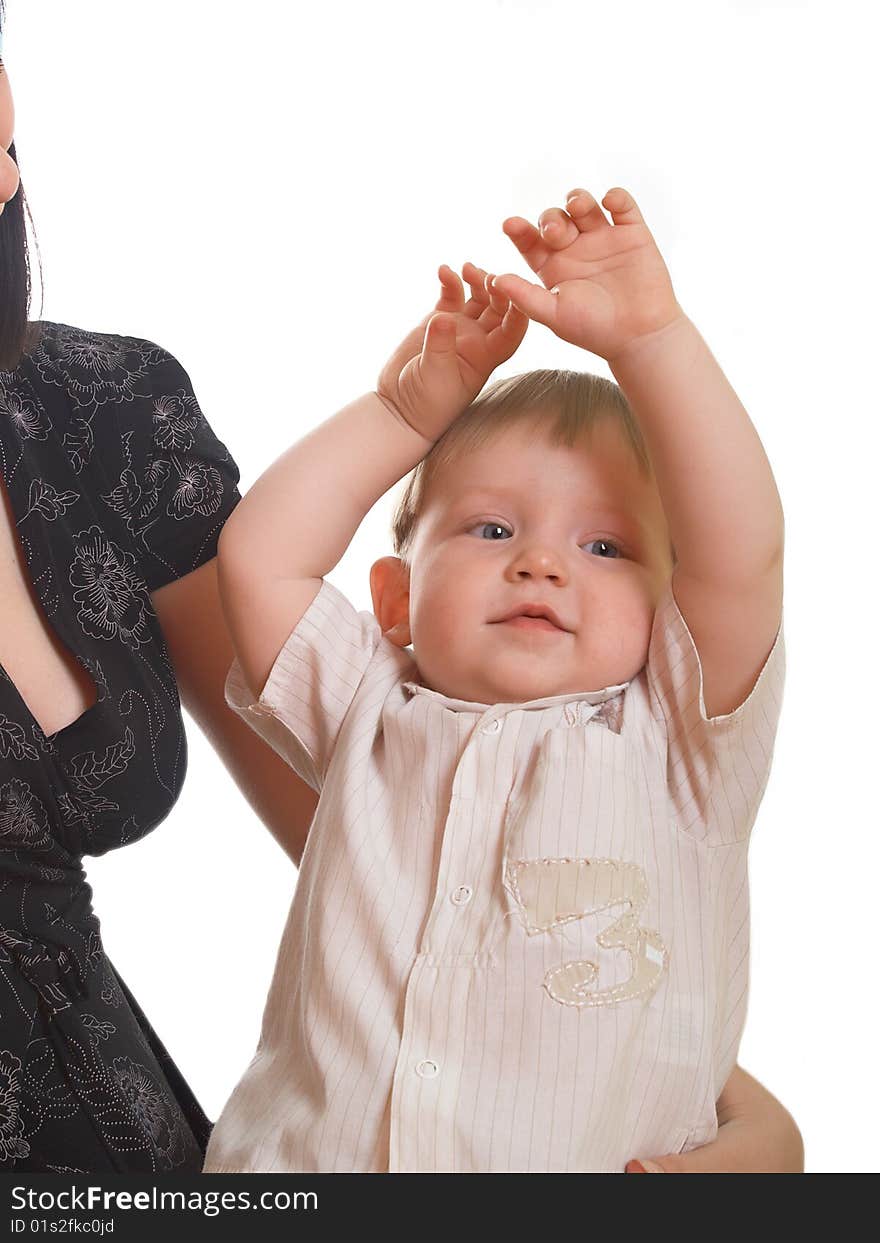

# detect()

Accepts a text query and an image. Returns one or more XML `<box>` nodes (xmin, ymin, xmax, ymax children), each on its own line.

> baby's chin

<box><xmin>414</xmin><ymin>659</ymin><xmax>633</xmax><ymax>706</ymax></box>
<box><xmin>412</xmin><ymin>633</ymin><xmax>649</xmax><ymax>704</ymax></box>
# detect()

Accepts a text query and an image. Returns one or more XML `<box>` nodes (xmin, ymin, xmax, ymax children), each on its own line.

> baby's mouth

<box><xmin>498</xmin><ymin>615</ymin><xmax>566</xmax><ymax>633</ymax></box>
<box><xmin>490</xmin><ymin>604</ymin><xmax>572</xmax><ymax>633</ymax></box>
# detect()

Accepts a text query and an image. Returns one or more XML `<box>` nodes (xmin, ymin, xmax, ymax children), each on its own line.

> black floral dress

<box><xmin>0</xmin><ymin>322</ymin><xmax>241</xmax><ymax>1172</ymax></box>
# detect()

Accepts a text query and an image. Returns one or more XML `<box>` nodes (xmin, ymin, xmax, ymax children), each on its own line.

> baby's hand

<box><xmin>493</xmin><ymin>187</ymin><xmax>683</xmax><ymax>363</ymax></box>
<box><xmin>377</xmin><ymin>263</ymin><xmax>527</xmax><ymax>442</ymax></box>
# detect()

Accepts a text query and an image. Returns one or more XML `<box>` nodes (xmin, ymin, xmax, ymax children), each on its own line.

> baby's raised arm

<box><xmin>217</xmin><ymin>266</ymin><xmax>527</xmax><ymax>702</ymax></box>
<box><xmin>494</xmin><ymin>188</ymin><xmax>784</xmax><ymax>719</ymax></box>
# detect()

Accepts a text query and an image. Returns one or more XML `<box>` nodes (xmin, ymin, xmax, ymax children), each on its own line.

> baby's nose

<box><xmin>506</xmin><ymin>544</ymin><xmax>568</xmax><ymax>583</ymax></box>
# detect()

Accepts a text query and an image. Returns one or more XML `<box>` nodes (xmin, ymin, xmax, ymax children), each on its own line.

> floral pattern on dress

<box><xmin>111</xmin><ymin>1054</ymin><xmax>189</xmax><ymax>1169</ymax></box>
<box><xmin>0</xmin><ymin>780</ymin><xmax>53</xmax><ymax>851</ymax></box>
<box><xmin>0</xmin><ymin>1050</ymin><xmax>30</xmax><ymax>1163</ymax></box>
<box><xmin>0</xmin><ymin>385</ymin><xmax>49</xmax><ymax>442</ymax></box>
<box><xmin>29</xmin><ymin>326</ymin><xmax>160</xmax><ymax>411</ymax></box>
<box><xmin>152</xmin><ymin>393</ymin><xmax>201</xmax><ymax>452</ymax></box>
<box><xmin>0</xmin><ymin>321</ymin><xmax>240</xmax><ymax>1172</ymax></box>
<box><xmin>0</xmin><ymin>716</ymin><xmax>40</xmax><ymax>764</ymax></box>
<box><xmin>167</xmin><ymin>458</ymin><xmax>224</xmax><ymax>520</ymax></box>
<box><xmin>70</xmin><ymin>527</ymin><xmax>151</xmax><ymax>650</ymax></box>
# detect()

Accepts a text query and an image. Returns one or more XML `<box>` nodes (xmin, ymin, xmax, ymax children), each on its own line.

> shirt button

<box><xmin>247</xmin><ymin>702</ymin><xmax>275</xmax><ymax>717</ymax></box>
<box><xmin>415</xmin><ymin>1059</ymin><xmax>440</xmax><ymax>1079</ymax></box>
<box><xmin>450</xmin><ymin>885</ymin><xmax>473</xmax><ymax>907</ymax></box>
<box><xmin>481</xmin><ymin>718</ymin><xmax>502</xmax><ymax>735</ymax></box>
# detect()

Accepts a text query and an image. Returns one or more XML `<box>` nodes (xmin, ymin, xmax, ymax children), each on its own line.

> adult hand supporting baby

<box><xmin>626</xmin><ymin>1065</ymin><xmax>804</xmax><ymax>1173</ymax></box>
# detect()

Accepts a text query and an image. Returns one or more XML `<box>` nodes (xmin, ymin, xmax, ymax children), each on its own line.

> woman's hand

<box><xmin>376</xmin><ymin>262</ymin><xmax>527</xmax><ymax>442</ymax></box>
<box><xmin>626</xmin><ymin>1065</ymin><xmax>804</xmax><ymax>1173</ymax></box>
<box><xmin>492</xmin><ymin>186</ymin><xmax>684</xmax><ymax>364</ymax></box>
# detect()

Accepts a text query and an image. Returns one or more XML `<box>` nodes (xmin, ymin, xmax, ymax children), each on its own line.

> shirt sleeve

<box><xmin>223</xmin><ymin>579</ymin><xmax>389</xmax><ymax>793</ymax></box>
<box><xmin>646</xmin><ymin>577</ymin><xmax>785</xmax><ymax>846</ymax></box>
<box><xmin>101</xmin><ymin>342</ymin><xmax>242</xmax><ymax>591</ymax></box>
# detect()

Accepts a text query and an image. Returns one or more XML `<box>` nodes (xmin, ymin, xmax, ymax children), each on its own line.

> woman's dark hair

<box><xmin>0</xmin><ymin>141</ymin><xmax>34</xmax><ymax>370</ymax></box>
<box><xmin>0</xmin><ymin>4</ymin><xmax>37</xmax><ymax>371</ymax></box>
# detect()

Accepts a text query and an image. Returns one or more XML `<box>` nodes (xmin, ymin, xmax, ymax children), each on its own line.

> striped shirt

<box><xmin>203</xmin><ymin>577</ymin><xmax>784</xmax><ymax>1173</ymax></box>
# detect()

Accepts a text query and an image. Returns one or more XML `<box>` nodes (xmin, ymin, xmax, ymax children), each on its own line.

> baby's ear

<box><xmin>370</xmin><ymin>556</ymin><xmax>412</xmax><ymax>648</ymax></box>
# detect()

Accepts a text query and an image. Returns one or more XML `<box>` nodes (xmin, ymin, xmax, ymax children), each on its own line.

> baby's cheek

<box><xmin>412</xmin><ymin>586</ymin><xmax>456</xmax><ymax>649</ymax></box>
<box><xmin>409</xmin><ymin>595</ymin><xmax>460</xmax><ymax>680</ymax></box>
<box><xmin>591</xmin><ymin>589</ymin><xmax>655</xmax><ymax>684</ymax></box>
<box><xmin>620</xmin><ymin>600</ymin><xmax>656</xmax><ymax>677</ymax></box>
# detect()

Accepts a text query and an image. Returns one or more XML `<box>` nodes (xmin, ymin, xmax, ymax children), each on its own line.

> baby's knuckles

<box><xmin>540</xmin><ymin>212</ymin><xmax>679</xmax><ymax>358</ymax></box>
<box><xmin>560</xmin><ymin>262</ymin><xmax>681</xmax><ymax>359</ymax></box>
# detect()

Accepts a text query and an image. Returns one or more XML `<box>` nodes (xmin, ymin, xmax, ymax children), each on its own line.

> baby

<box><xmin>204</xmin><ymin>187</ymin><xmax>785</xmax><ymax>1173</ymax></box>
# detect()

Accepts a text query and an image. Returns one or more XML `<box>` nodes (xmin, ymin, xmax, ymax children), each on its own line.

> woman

<box><xmin>0</xmin><ymin>15</ymin><xmax>802</xmax><ymax>1173</ymax></box>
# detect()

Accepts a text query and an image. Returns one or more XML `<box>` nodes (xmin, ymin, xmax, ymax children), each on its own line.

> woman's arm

<box><xmin>151</xmin><ymin>556</ymin><xmax>318</xmax><ymax>866</ymax></box>
<box><xmin>626</xmin><ymin>1065</ymin><xmax>804</xmax><ymax>1173</ymax></box>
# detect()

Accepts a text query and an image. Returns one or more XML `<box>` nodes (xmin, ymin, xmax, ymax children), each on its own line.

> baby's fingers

<box><xmin>502</xmin><ymin>216</ymin><xmax>552</xmax><ymax>274</ymax></box>
<box><xmin>489</xmin><ymin>302</ymin><xmax>529</xmax><ymax>361</ymax></box>
<box><xmin>462</xmin><ymin>261</ymin><xmax>491</xmax><ymax>310</ymax></box>
<box><xmin>537</xmin><ymin>206</ymin><xmax>581</xmax><ymax>250</ymax></box>
<box><xmin>491</xmin><ymin>273</ymin><xmax>559</xmax><ymax>332</ymax></box>
<box><xmin>463</xmin><ymin>263</ymin><xmax>510</xmax><ymax>327</ymax></box>
<box><xmin>565</xmin><ymin>188</ymin><xmax>610</xmax><ymax>232</ymax></box>
<box><xmin>422</xmin><ymin>312</ymin><xmax>458</xmax><ymax>360</ymax></box>
<box><xmin>435</xmin><ymin>264</ymin><xmax>465</xmax><ymax>313</ymax></box>
<box><xmin>485</xmin><ymin>272</ymin><xmax>510</xmax><ymax>319</ymax></box>
<box><xmin>601</xmin><ymin>186</ymin><xmax>646</xmax><ymax>227</ymax></box>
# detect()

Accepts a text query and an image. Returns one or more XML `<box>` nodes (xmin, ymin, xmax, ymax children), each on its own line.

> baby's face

<box><xmin>403</xmin><ymin>418</ymin><xmax>673</xmax><ymax>704</ymax></box>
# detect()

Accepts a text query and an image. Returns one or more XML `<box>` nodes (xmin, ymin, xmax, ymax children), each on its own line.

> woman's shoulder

<box><xmin>21</xmin><ymin>320</ymin><xmax>188</xmax><ymax>409</ymax></box>
<box><xmin>17</xmin><ymin>324</ymin><xmax>240</xmax><ymax>592</ymax></box>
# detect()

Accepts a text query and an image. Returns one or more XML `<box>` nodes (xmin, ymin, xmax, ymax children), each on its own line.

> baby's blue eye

<box><xmin>473</xmin><ymin>523</ymin><xmax>512</xmax><ymax>540</ymax></box>
<box><xmin>584</xmin><ymin>539</ymin><xmax>621</xmax><ymax>558</ymax></box>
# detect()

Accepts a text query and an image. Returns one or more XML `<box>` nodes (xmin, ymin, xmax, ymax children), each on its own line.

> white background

<box><xmin>6</xmin><ymin>0</ymin><xmax>878</xmax><ymax>1174</ymax></box>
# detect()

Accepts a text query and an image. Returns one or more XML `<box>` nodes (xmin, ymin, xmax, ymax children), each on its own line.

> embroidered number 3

<box><xmin>504</xmin><ymin>858</ymin><xmax>668</xmax><ymax>1008</ymax></box>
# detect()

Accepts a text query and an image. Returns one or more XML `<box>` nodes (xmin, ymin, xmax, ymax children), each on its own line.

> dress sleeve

<box><xmin>223</xmin><ymin>579</ymin><xmax>389</xmax><ymax>793</ymax></box>
<box><xmin>645</xmin><ymin>577</ymin><xmax>785</xmax><ymax>846</ymax></box>
<box><xmin>101</xmin><ymin>343</ymin><xmax>242</xmax><ymax>592</ymax></box>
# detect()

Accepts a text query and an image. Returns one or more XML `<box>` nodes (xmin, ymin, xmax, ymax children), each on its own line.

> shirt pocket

<box><xmin>500</xmin><ymin>720</ymin><xmax>668</xmax><ymax>1009</ymax></box>
<box><xmin>502</xmin><ymin>717</ymin><xmax>653</xmax><ymax>869</ymax></box>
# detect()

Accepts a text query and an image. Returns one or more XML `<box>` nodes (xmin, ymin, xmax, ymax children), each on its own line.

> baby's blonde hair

<box><xmin>391</xmin><ymin>369</ymin><xmax>660</xmax><ymax>564</ymax></box>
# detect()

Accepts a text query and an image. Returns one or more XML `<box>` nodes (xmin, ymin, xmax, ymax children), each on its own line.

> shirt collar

<box><xmin>400</xmin><ymin>679</ymin><xmax>629</xmax><ymax>715</ymax></box>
